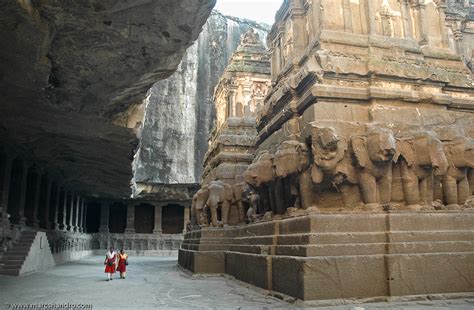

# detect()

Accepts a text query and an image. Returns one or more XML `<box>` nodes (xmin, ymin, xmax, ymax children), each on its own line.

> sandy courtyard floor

<box><xmin>0</xmin><ymin>255</ymin><xmax>473</xmax><ymax>309</ymax></box>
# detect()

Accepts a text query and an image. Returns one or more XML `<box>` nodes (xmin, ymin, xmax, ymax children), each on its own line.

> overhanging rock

<box><xmin>0</xmin><ymin>0</ymin><xmax>216</xmax><ymax>199</ymax></box>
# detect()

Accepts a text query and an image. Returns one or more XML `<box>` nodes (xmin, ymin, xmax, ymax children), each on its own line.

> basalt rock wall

<box><xmin>133</xmin><ymin>12</ymin><xmax>269</xmax><ymax>188</ymax></box>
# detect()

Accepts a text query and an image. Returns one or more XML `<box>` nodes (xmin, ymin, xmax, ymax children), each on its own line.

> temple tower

<box><xmin>201</xmin><ymin>29</ymin><xmax>271</xmax><ymax>187</ymax></box>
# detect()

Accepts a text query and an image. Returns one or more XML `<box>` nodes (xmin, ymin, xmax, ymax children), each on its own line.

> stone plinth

<box><xmin>179</xmin><ymin>210</ymin><xmax>474</xmax><ymax>302</ymax></box>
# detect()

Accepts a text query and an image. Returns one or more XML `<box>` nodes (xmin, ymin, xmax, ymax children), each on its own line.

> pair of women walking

<box><xmin>104</xmin><ymin>247</ymin><xmax>128</xmax><ymax>281</ymax></box>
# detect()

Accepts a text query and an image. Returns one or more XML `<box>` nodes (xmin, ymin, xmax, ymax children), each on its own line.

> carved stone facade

<box><xmin>89</xmin><ymin>200</ymin><xmax>190</xmax><ymax>253</ymax></box>
<box><xmin>254</xmin><ymin>0</ymin><xmax>473</xmax><ymax>214</ymax></box>
<box><xmin>181</xmin><ymin>0</ymin><xmax>474</xmax><ymax>303</ymax></box>
<box><xmin>91</xmin><ymin>233</ymin><xmax>183</xmax><ymax>255</ymax></box>
<box><xmin>212</xmin><ymin>29</ymin><xmax>271</xmax><ymax>130</ymax></box>
<box><xmin>445</xmin><ymin>0</ymin><xmax>474</xmax><ymax>71</ymax></box>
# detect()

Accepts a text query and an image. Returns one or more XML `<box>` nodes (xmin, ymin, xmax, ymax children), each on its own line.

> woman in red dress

<box><xmin>104</xmin><ymin>247</ymin><xmax>117</xmax><ymax>281</ymax></box>
<box><xmin>117</xmin><ymin>248</ymin><xmax>128</xmax><ymax>279</ymax></box>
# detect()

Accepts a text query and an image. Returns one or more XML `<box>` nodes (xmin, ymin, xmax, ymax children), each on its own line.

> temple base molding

<box><xmin>179</xmin><ymin>211</ymin><xmax>474</xmax><ymax>302</ymax></box>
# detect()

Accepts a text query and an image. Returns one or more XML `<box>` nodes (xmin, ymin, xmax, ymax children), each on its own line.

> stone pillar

<box><xmin>124</xmin><ymin>202</ymin><xmax>135</xmax><ymax>233</ymax></box>
<box><xmin>291</xmin><ymin>0</ymin><xmax>307</xmax><ymax>61</ymax></box>
<box><xmin>366</xmin><ymin>0</ymin><xmax>376</xmax><ymax>35</ymax></box>
<box><xmin>153</xmin><ymin>204</ymin><xmax>162</xmax><ymax>234</ymax></box>
<box><xmin>78</xmin><ymin>199</ymin><xmax>84</xmax><ymax>233</ymax></box>
<box><xmin>272</xmin><ymin>40</ymin><xmax>281</xmax><ymax>81</ymax></box>
<box><xmin>31</xmin><ymin>171</ymin><xmax>42</xmax><ymax>228</ymax></box>
<box><xmin>342</xmin><ymin>0</ymin><xmax>353</xmax><ymax>34</ymax></box>
<box><xmin>400</xmin><ymin>0</ymin><xmax>413</xmax><ymax>39</ymax></box>
<box><xmin>437</xmin><ymin>2</ymin><xmax>449</xmax><ymax>48</ymax></box>
<box><xmin>68</xmin><ymin>194</ymin><xmax>75</xmax><ymax>232</ymax></box>
<box><xmin>418</xmin><ymin>3</ymin><xmax>430</xmax><ymax>45</ymax></box>
<box><xmin>52</xmin><ymin>184</ymin><xmax>61</xmax><ymax>230</ymax></box>
<box><xmin>17</xmin><ymin>161</ymin><xmax>30</xmax><ymax>226</ymax></box>
<box><xmin>83</xmin><ymin>201</ymin><xmax>88</xmax><ymax>233</ymax></box>
<box><xmin>43</xmin><ymin>179</ymin><xmax>52</xmax><ymax>230</ymax></box>
<box><xmin>98</xmin><ymin>201</ymin><xmax>109</xmax><ymax>233</ymax></box>
<box><xmin>74</xmin><ymin>196</ymin><xmax>80</xmax><ymax>232</ymax></box>
<box><xmin>0</xmin><ymin>154</ymin><xmax>13</xmax><ymax>225</ymax></box>
<box><xmin>183</xmin><ymin>205</ymin><xmax>190</xmax><ymax>233</ymax></box>
<box><xmin>60</xmin><ymin>191</ymin><xmax>68</xmax><ymax>231</ymax></box>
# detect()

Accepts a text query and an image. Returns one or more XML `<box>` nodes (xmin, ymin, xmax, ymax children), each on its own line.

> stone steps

<box><xmin>0</xmin><ymin>231</ymin><xmax>37</xmax><ymax>276</ymax></box>
<box><xmin>3</xmin><ymin>259</ymin><xmax>24</xmax><ymax>266</ymax></box>
<box><xmin>0</xmin><ymin>269</ymin><xmax>20</xmax><ymax>276</ymax></box>
<box><xmin>3</xmin><ymin>250</ymin><xmax>30</xmax><ymax>256</ymax></box>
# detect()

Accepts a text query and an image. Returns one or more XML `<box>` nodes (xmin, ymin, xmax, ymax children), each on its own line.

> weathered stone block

<box><xmin>225</xmin><ymin>252</ymin><xmax>270</xmax><ymax>289</ymax></box>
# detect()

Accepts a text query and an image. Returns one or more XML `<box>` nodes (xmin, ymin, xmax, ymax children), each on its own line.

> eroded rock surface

<box><xmin>0</xmin><ymin>0</ymin><xmax>215</xmax><ymax>198</ymax></box>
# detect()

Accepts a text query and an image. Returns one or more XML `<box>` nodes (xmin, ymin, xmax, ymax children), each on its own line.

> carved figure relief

<box><xmin>376</xmin><ymin>0</ymin><xmax>403</xmax><ymax>37</ymax></box>
<box><xmin>309</xmin><ymin>125</ymin><xmax>360</xmax><ymax>208</ymax></box>
<box><xmin>241</xmin><ymin>28</ymin><xmax>260</xmax><ymax>45</ymax></box>
<box><xmin>282</xmin><ymin>24</ymin><xmax>294</xmax><ymax>65</ymax></box>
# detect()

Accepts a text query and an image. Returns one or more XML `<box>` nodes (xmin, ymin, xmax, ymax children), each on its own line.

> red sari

<box><xmin>104</xmin><ymin>252</ymin><xmax>116</xmax><ymax>273</ymax></box>
<box><xmin>117</xmin><ymin>253</ymin><xmax>128</xmax><ymax>273</ymax></box>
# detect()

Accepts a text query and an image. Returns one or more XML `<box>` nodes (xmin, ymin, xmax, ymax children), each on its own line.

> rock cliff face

<box><xmin>0</xmin><ymin>0</ymin><xmax>215</xmax><ymax>198</ymax></box>
<box><xmin>133</xmin><ymin>12</ymin><xmax>269</xmax><ymax>190</ymax></box>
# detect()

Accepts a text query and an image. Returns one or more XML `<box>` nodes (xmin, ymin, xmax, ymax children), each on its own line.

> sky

<box><xmin>214</xmin><ymin>0</ymin><xmax>284</xmax><ymax>26</ymax></box>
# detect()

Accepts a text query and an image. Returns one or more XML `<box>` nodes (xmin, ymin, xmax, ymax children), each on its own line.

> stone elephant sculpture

<box><xmin>394</xmin><ymin>131</ymin><xmax>448</xmax><ymax>206</ymax></box>
<box><xmin>351</xmin><ymin>125</ymin><xmax>397</xmax><ymax>208</ymax></box>
<box><xmin>243</xmin><ymin>151</ymin><xmax>275</xmax><ymax>214</ymax></box>
<box><xmin>273</xmin><ymin>140</ymin><xmax>310</xmax><ymax>211</ymax></box>
<box><xmin>309</xmin><ymin>125</ymin><xmax>359</xmax><ymax>208</ymax></box>
<box><xmin>207</xmin><ymin>180</ymin><xmax>233</xmax><ymax>227</ymax></box>
<box><xmin>442</xmin><ymin>136</ymin><xmax>474</xmax><ymax>206</ymax></box>
<box><xmin>192</xmin><ymin>184</ymin><xmax>210</xmax><ymax>227</ymax></box>
<box><xmin>244</xmin><ymin>151</ymin><xmax>275</xmax><ymax>187</ymax></box>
